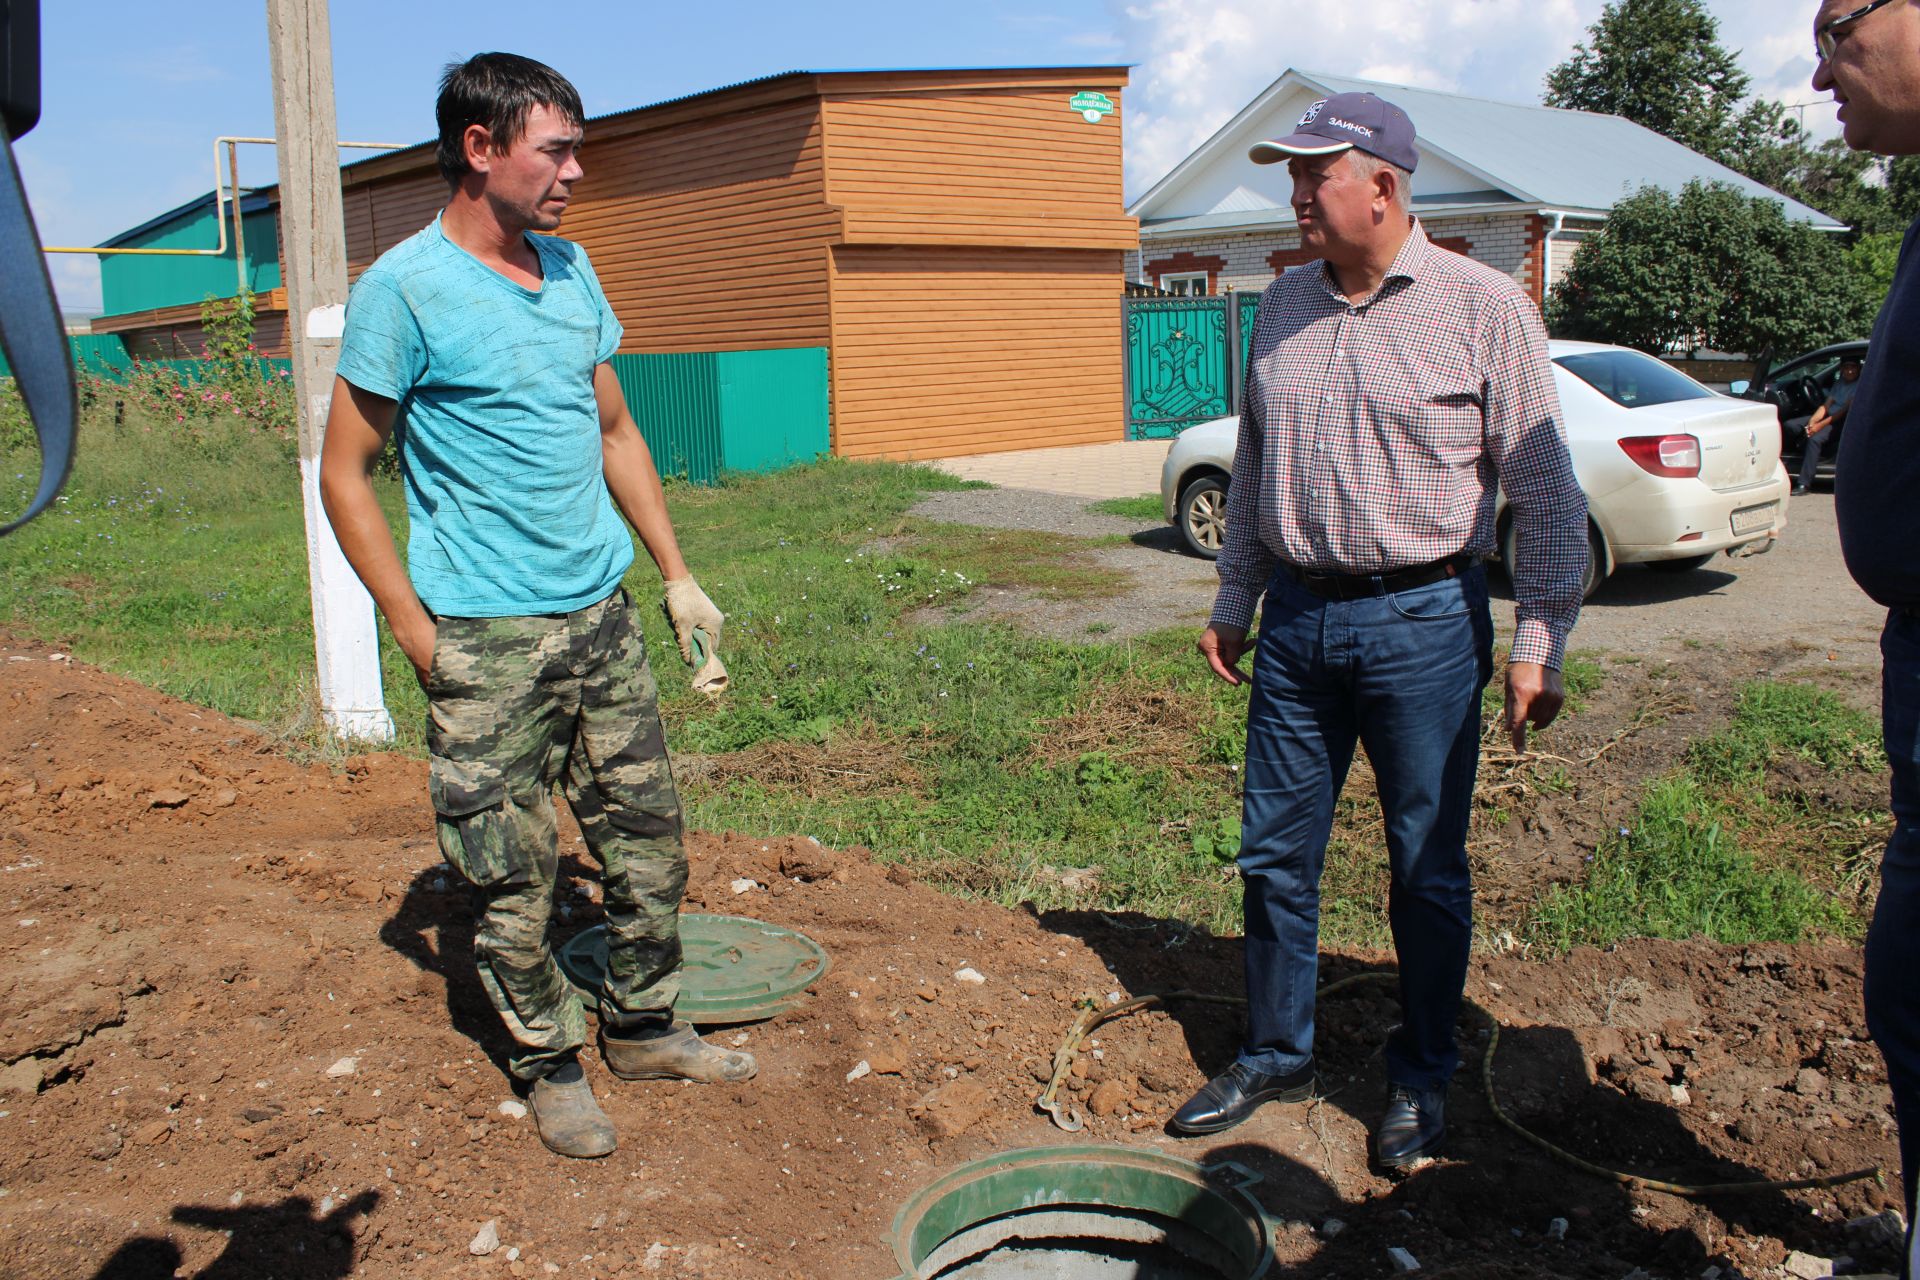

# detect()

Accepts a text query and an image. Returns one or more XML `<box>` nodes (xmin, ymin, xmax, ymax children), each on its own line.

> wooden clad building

<box><xmin>327</xmin><ymin>66</ymin><xmax>1135</xmax><ymax>462</ymax></box>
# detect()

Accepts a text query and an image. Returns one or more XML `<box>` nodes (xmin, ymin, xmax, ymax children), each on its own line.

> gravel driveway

<box><xmin>911</xmin><ymin>486</ymin><xmax>1888</xmax><ymax>679</ymax></box>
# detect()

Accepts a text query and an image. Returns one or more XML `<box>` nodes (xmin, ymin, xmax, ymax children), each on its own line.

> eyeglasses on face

<box><xmin>1817</xmin><ymin>0</ymin><xmax>1907</xmax><ymax>61</ymax></box>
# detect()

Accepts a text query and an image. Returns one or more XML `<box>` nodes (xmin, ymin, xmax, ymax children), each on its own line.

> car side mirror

<box><xmin>1728</xmin><ymin>380</ymin><xmax>1750</xmax><ymax>396</ymax></box>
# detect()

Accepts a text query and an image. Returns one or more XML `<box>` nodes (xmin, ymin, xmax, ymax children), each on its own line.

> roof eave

<box><xmin>1127</xmin><ymin>68</ymin><xmax>1535</xmax><ymax>220</ymax></box>
<box><xmin>337</xmin><ymin>65</ymin><xmax>1134</xmax><ymax>191</ymax></box>
<box><xmin>1126</xmin><ymin>67</ymin><xmax>1323</xmax><ymax>218</ymax></box>
<box><xmin>98</xmin><ymin>188</ymin><xmax>276</xmax><ymax>249</ymax></box>
<box><xmin>1139</xmin><ymin>198</ymin><xmax>1581</xmax><ymax>239</ymax></box>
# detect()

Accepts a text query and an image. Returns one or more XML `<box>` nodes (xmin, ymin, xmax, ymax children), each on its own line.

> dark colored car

<box><xmin>1730</xmin><ymin>340</ymin><xmax>1870</xmax><ymax>485</ymax></box>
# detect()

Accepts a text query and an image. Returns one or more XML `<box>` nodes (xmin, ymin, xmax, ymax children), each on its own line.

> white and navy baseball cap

<box><xmin>1249</xmin><ymin>92</ymin><xmax>1419</xmax><ymax>172</ymax></box>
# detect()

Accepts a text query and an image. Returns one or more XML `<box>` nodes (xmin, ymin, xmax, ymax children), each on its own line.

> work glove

<box><xmin>661</xmin><ymin>576</ymin><xmax>729</xmax><ymax>696</ymax></box>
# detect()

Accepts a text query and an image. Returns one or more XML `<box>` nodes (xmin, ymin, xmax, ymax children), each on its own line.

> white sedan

<box><xmin>1159</xmin><ymin>339</ymin><xmax>1791</xmax><ymax>597</ymax></box>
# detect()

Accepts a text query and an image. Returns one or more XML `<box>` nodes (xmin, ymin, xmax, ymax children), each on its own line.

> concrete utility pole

<box><xmin>265</xmin><ymin>0</ymin><xmax>393</xmax><ymax>741</ymax></box>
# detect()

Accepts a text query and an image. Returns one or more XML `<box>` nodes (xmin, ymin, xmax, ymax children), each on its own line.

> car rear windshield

<box><xmin>1554</xmin><ymin>350</ymin><xmax>1717</xmax><ymax>408</ymax></box>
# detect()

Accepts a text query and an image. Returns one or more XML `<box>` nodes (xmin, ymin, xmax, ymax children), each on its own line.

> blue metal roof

<box><xmin>99</xmin><ymin>188</ymin><xmax>276</xmax><ymax>249</ymax></box>
<box><xmin>1304</xmin><ymin>71</ymin><xmax>1842</xmax><ymax>229</ymax></box>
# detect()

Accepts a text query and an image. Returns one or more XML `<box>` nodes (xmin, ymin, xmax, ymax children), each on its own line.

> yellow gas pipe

<box><xmin>42</xmin><ymin>135</ymin><xmax>405</xmax><ymax>295</ymax></box>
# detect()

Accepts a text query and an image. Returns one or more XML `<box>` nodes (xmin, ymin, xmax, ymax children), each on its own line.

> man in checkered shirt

<box><xmin>1169</xmin><ymin>92</ymin><xmax>1589</xmax><ymax>1167</ymax></box>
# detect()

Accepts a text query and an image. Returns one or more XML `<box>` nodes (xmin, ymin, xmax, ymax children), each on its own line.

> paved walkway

<box><xmin>928</xmin><ymin>440</ymin><xmax>1168</xmax><ymax>500</ymax></box>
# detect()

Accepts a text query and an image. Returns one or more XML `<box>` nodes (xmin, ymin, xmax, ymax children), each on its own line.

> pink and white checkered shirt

<box><xmin>1211</xmin><ymin>222</ymin><xmax>1588</xmax><ymax>669</ymax></box>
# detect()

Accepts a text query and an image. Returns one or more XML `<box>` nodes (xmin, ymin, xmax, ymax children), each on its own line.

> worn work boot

<box><xmin>527</xmin><ymin>1060</ymin><xmax>617</xmax><ymax>1159</ymax></box>
<box><xmin>599</xmin><ymin>1022</ymin><xmax>757</xmax><ymax>1083</ymax></box>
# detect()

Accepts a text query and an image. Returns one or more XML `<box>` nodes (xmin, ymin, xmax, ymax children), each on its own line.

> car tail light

<box><xmin>1619</xmin><ymin>434</ymin><xmax>1701</xmax><ymax>477</ymax></box>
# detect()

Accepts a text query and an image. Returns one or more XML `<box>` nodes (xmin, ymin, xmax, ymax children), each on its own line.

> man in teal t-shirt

<box><xmin>320</xmin><ymin>52</ymin><xmax>754</xmax><ymax>1159</ymax></box>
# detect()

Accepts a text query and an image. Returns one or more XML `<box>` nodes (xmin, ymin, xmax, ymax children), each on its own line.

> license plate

<box><xmin>1731</xmin><ymin>502</ymin><xmax>1777</xmax><ymax>536</ymax></box>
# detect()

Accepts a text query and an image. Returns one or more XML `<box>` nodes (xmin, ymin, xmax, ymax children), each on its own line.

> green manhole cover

<box><xmin>889</xmin><ymin>1146</ymin><xmax>1275</xmax><ymax>1280</ymax></box>
<box><xmin>557</xmin><ymin>914</ymin><xmax>829</xmax><ymax>1025</ymax></box>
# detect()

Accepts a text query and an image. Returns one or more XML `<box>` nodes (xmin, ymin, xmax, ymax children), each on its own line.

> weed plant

<box><xmin>1086</xmin><ymin>494</ymin><xmax>1165</xmax><ymax>522</ymax></box>
<box><xmin>1531</xmin><ymin>776</ymin><xmax>1851</xmax><ymax>948</ymax></box>
<box><xmin>1530</xmin><ymin>678</ymin><xmax>1884</xmax><ymax>949</ymax></box>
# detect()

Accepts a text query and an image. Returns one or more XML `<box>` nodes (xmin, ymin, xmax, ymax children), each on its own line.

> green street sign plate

<box><xmin>1069</xmin><ymin>91</ymin><xmax>1114</xmax><ymax>123</ymax></box>
<box><xmin>558</xmin><ymin>913</ymin><xmax>830</xmax><ymax>1025</ymax></box>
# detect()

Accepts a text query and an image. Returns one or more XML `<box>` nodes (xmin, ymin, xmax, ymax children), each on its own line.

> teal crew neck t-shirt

<box><xmin>336</xmin><ymin>214</ymin><xmax>631</xmax><ymax>617</ymax></box>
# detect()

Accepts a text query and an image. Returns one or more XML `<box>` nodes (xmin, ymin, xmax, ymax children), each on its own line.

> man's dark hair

<box><xmin>435</xmin><ymin>53</ymin><xmax>585</xmax><ymax>185</ymax></box>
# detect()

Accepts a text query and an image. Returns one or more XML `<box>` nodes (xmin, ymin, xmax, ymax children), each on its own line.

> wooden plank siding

<box><xmin>557</xmin><ymin>99</ymin><xmax>836</xmax><ymax>352</ymax></box>
<box><xmin>827</xmin><ymin>245</ymin><xmax>1123</xmax><ymax>459</ymax></box>
<box><xmin>91</xmin><ymin>286</ymin><xmax>292</xmax><ymax>358</ymax></box>
<box><xmin>116</xmin><ymin>309</ymin><xmax>291</xmax><ymax>361</ymax></box>
<box><xmin>301</xmin><ymin>68</ymin><xmax>1133</xmax><ymax>458</ymax></box>
<box><xmin>338</xmin><ymin>99</ymin><xmax>837</xmax><ymax>354</ymax></box>
<box><xmin>820</xmin><ymin>77</ymin><xmax>1131</xmax><ymax>458</ymax></box>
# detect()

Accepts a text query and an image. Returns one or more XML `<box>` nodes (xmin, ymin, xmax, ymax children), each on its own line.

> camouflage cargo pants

<box><xmin>424</xmin><ymin>588</ymin><xmax>686</xmax><ymax>1080</ymax></box>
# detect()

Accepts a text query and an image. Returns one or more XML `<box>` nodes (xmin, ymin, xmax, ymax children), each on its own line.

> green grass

<box><xmin>0</xmin><ymin>409</ymin><xmax>1250</xmax><ymax>929</ymax></box>
<box><xmin>1528</xmin><ymin>678</ymin><xmax>1886</xmax><ymax>951</ymax></box>
<box><xmin>1087</xmin><ymin>494</ymin><xmax>1164</xmax><ymax>521</ymax></box>
<box><xmin>0</xmin><ymin>415</ymin><xmax>432</xmax><ymax>753</ymax></box>
<box><xmin>3</xmin><ymin>405</ymin><xmax>1887</xmax><ymax>947</ymax></box>
<box><xmin>1688</xmin><ymin>680</ymin><xmax>1885</xmax><ymax>783</ymax></box>
<box><xmin>1530</xmin><ymin>776</ymin><xmax>1852</xmax><ymax>949</ymax></box>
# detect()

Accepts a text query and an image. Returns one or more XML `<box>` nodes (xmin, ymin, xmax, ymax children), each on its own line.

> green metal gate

<box><xmin>1123</xmin><ymin>290</ymin><xmax>1265</xmax><ymax>439</ymax></box>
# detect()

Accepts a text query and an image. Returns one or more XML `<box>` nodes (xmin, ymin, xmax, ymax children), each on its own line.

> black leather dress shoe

<box><xmin>1169</xmin><ymin>1059</ymin><xmax>1317</xmax><ymax>1136</ymax></box>
<box><xmin>1374</xmin><ymin>1083</ymin><xmax>1446</xmax><ymax>1168</ymax></box>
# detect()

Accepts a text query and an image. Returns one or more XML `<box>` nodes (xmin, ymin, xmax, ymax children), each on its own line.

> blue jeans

<box><xmin>1798</xmin><ymin>426</ymin><xmax>1831</xmax><ymax>492</ymax></box>
<box><xmin>1236</xmin><ymin>564</ymin><xmax>1494</xmax><ymax>1090</ymax></box>
<box><xmin>1869</xmin><ymin>609</ymin><xmax>1920</xmax><ymax>1280</ymax></box>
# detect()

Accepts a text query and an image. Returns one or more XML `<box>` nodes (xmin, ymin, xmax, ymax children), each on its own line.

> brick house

<box><xmin>1128</xmin><ymin>69</ymin><xmax>1841</xmax><ymax>306</ymax></box>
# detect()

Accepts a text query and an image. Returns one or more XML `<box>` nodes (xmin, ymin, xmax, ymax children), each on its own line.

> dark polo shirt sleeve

<box><xmin>1836</xmin><ymin>215</ymin><xmax>1920</xmax><ymax>610</ymax></box>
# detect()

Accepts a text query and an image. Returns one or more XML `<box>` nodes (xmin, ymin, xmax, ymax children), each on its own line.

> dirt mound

<box><xmin>0</xmin><ymin>635</ymin><xmax>1905</xmax><ymax>1279</ymax></box>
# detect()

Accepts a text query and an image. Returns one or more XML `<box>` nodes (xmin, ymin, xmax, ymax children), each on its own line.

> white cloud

<box><xmin>14</xmin><ymin>151</ymin><xmax>103</xmax><ymax>314</ymax></box>
<box><xmin>16</xmin><ymin>141</ymin><xmax>212</xmax><ymax>316</ymax></box>
<box><xmin>1115</xmin><ymin>0</ymin><xmax>1842</xmax><ymax>199</ymax></box>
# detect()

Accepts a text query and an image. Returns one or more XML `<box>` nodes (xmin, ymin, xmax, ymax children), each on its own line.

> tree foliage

<box><xmin>1543</xmin><ymin>0</ymin><xmax>1749</xmax><ymax>156</ymax></box>
<box><xmin>1547</xmin><ymin>181</ymin><xmax>1876</xmax><ymax>355</ymax></box>
<box><xmin>1541</xmin><ymin>0</ymin><xmax>1916</xmax><ymax>349</ymax></box>
<box><xmin>1543</xmin><ymin>0</ymin><xmax>1920</xmax><ymax>239</ymax></box>
<box><xmin>1721</xmin><ymin>100</ymin><xmax>1920</xmax><ymax>236</ymax></box>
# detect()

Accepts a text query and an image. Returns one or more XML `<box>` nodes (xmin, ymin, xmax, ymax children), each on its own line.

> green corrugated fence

<box><xmin>7</xmin><ymin>339</ymin><xmax>829</xmax><ymax>486</ymax></box>
<box><xmin>0</xmin><ymin>334</ymin><xmax>291</xmax><ymax>383</ymax></box>
<box><xmin>0</xmin><ymin>333</ymin><xmax>135</xmax><ymax>378</ymax></box>
<box><xmin>607</xmin><ymin>347</ymin><xmax>829</xmax><ymax>484</ymax></box>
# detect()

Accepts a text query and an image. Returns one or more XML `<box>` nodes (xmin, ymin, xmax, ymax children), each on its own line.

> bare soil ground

<box><xmin>0</xmin><ymin>627</ymin><xmax>1908</xmax><ymax>1280</ymax></box>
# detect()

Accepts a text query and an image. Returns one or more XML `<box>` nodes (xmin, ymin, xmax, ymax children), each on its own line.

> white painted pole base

<box><xmin>298</xmin><ymin>452</ymin><xmax>395</xmax><ymax>743</ymax></box>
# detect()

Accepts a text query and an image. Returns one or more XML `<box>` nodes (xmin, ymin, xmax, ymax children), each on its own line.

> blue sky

<box><xmin>19</xmin><ymin>0</ymin><xmax>1836</xmax><ymax>314</ymax></box>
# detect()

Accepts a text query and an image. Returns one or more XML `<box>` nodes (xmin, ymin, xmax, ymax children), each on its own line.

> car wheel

<box><xmin>1177</xmin><ymin>475</ymin><xmax>1227</xmax><ymax>560</ymax></box>
<box><xmin>1503</xmin><ymin>517</ymin><xmax>1609</xmax><ymax>600</ymax></box>
<box><xmin>1647</xmin><ymin>553</ymin><xmax>1716</xmax><ymax>574</ymax></box>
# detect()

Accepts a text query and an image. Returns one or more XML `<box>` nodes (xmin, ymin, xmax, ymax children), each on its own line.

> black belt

<box><xmin>1286</xmin><ymin>554</ymin><xmax>1474</xmax><ymax>602</ymax></box>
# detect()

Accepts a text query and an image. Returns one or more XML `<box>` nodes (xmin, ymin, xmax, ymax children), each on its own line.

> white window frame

<box><xmin>1160</xmin><ymin>271</ymin><xmax>1209</xmax><ymax>296</ymax></box>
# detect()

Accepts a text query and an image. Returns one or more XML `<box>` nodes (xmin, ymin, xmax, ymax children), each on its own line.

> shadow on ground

<box><xmin>1040</xmin><ymin>907</ymin><xmax>1855</xmax><ymax>1278</ymax></box>
<box><xmin>1489</xmin><ymin>562</ymin><xmax>1743</xmax><ymax>609</ymax></box>
<box><xmin>90</xmin><ymin>1191</ymin><xmax>380</xmax><ymax>1280</ymax></box>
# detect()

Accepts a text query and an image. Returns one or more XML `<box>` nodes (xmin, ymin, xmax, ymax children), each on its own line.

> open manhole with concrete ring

<box><xmin>556</xmin><ymin>914</ymin><xmax>829</xmax><ymax>1025</ymax></box>
<box><xmin>888</xmin><ymin>1146</ymin><xmax>1276</xmax><ymax>1279</ymax></box>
